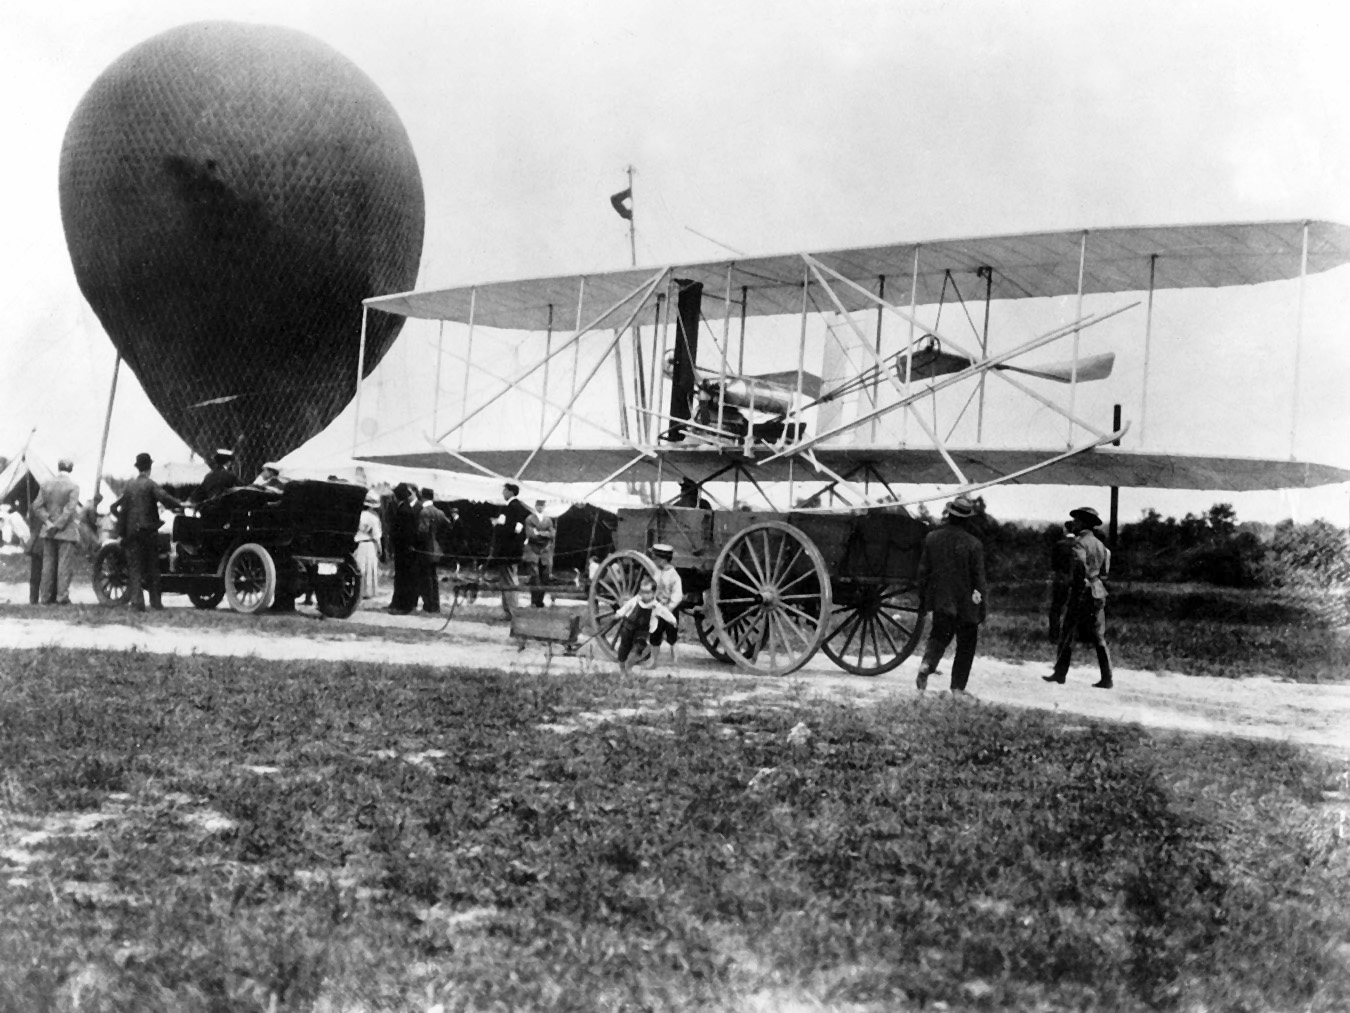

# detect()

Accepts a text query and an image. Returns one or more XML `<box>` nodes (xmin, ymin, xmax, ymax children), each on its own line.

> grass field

<box><xmin>1</xmin><ymin>649</ymin><xmax>1348</xmax><ymax>1011</ymax></box>
<box><xmin>984</xmin><ymin>578</ymin><xmax>1350</xmax><ymax>682</ymax></box>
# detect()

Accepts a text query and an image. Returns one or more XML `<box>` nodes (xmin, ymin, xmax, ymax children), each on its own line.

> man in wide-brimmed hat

<box><xmin>1044</xmin><ymin>506</ymin><xmax>1114</xmax><ymax>689</ymax></box>
<box><xmin>914</xmin><ymin>493</ymin><xmax>988</xmax><ymax>697</ymax></box>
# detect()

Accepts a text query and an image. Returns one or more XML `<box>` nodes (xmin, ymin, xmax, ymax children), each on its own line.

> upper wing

<box><xmin>365</xmin><ymin>220</ymin><xmax>1350</xmax><ymax>330</ymax></box>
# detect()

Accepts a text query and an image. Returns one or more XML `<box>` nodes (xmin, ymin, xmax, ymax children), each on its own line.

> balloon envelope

<box><xmin>59</xmin><ymin>21</ymin><xmax>425</xmax><ymax>478</ymax></box>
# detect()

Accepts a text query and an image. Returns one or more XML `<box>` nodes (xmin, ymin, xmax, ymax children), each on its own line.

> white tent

<box><xmin>0</xmin><ymin>449</ymin><xmax>55</xmax><ymax>509</ymax></box>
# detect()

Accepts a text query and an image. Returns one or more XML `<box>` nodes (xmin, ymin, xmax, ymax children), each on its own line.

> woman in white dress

<box><xmin>355</xmin><ymin>492</ymin><xmax>383</xmax><ymax>599</ymax></box>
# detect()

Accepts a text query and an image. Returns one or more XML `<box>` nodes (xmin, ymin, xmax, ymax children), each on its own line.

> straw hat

<box><xmin>943</xmin><ymin>494</ymin><xmax>977</xmax><ymax>519</ymax></box>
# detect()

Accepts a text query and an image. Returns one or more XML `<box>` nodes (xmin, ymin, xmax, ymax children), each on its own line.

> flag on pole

<box><xmin>609</xmin><ymin>187</ymin><xmax>633</xmax><ymax>220</ymax></box>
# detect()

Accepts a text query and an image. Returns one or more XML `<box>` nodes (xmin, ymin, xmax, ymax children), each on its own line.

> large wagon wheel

<box><xmin>587</xmin><ymin>550</ymin><xmax>658</xmax><ymax>660</ymax></box>
<box><xmin>821</xmin><ymin>580</ymin><xmax>926</xmax><ymax>676</ymax></box>
<box><xmin>224</xmin><ymin>542</ymin><xmax>277</xmax><ymax>614</ymax></box>
<box><xmin>710</xmin><ymin>520</ymin><xmax>831</xmax><ymax>676</ymax></box>
<box><xmin>693</xmin><ymin>592</ymin><xmax>733</xmax><ymax>664</ymax></box>
<box><xmin>92</xmin><ymin>542</ymin><xmax>130</xmax><ymax>607</ymax></box>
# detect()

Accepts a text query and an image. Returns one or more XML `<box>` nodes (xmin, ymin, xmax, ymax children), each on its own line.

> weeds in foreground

<box><xmin>0</xmin><ymin>649</ymin><xmax>1347</xmax><ymax>1011</ymax></box>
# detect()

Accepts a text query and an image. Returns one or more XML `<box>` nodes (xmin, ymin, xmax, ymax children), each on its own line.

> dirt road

<box><xmin>2</xmin><ymin>581</ymin><xmax>1347</xmax><ymax>759</ymax></box>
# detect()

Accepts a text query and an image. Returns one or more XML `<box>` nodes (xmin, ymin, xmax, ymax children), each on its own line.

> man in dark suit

<box><xmin>387</xmin><ymin>483</ymin><xmax>420</xmax><ymax>614</ymax></box>
<box><xmin>119</xmin><ymin>452</ymin><xmax>183</xmax><ymax>612</ymax></box>
<box><xmin>192</xmin><ymin>448</ymin><xmax>238</xmax><ymax>502</ymax></box>
<box><xmin>487</xmin><ymin>482</ymin><xmax>532</xmax><ymax>620</ymax></box>
<box><xmin>914</xmin><ymin>494</ymin><xmax>988</xmax><ymax>696</ymax></box>
<box><xmin>416</xmin><ymin>487</ymin><xmax>454</xmax><ymax>613</ymax></box>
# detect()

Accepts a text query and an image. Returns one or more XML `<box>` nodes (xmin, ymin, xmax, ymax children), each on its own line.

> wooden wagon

<box><xmin>587</xmin><ymin>506</ymin><xmax>929</xmax><ymax>676</ymax></box>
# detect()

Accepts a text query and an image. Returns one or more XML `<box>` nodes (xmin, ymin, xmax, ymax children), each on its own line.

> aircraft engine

<box><xmin>58</xmin><ymin>21</ymin><xmax>425</xmax><ymax>478</ymax></box>
<box><xmin>703</xmin><ymin>377</ymin><xmax>796</xmax><ymax>417</ymax></box>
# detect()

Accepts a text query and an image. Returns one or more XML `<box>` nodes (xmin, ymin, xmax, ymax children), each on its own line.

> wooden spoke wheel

<box><xmin>224</xmin><ymin>542</ymin><xmax>277</xmax><ymax>614</ymax></box>
<box><xmin>710</xmin><ymin>520</ymin><xmax>831</xmax><ymax>676</ymax></box>
<box><xmin>316</xmin><ymin>555</ymin><xmax>362</xmax><ymax>619</ymax></box>
<box><xmin>586</xmin><ymin>550</ymin><xmax>658</xmax><ymax>661</ymax></box>
<box><xmin>188</xmin><ymin>587</ymin><xmax>225</xmax><ymax>610</ymax></box>
<box><xmin>92</xmin><ymin>542</ymin><xmax>130</xmax><ymax>607</ymax></box>
<box><xmin>693</xmin><ymin>593</ymin><xmax>733</xmax><ymax>664</ymax></box>
<box><xmin>821</xmin><ymin>580</ymin><xmax>926</xmax><ymax>676</ymax></box>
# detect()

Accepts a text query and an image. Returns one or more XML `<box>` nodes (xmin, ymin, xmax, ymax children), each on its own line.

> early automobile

<box><xmin>92</xmin><ymin>480</ymin><xmax>365</xmax><ymax>617</ymax></box>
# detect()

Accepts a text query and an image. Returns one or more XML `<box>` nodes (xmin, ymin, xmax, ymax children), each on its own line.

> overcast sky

<box><xmin>3</xmin><ymin>0</ymin><xmax>1348</xmax><ymax>523</ymax></box>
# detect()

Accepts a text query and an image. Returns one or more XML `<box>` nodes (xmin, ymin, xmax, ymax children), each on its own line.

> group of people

<box><xmin>196</xmin><ymin>448</ymin><xmax>286</xmax><ymax>497</ymax></box>
<box><xmin>913</xmin><ymin>494</ymin><xmax>1114</xmax><ymax>697</ymax></box>
<box><xmin>384</xmin><ymin>481</ymin><xmax>558</xmax><ymax>618</ymax></box>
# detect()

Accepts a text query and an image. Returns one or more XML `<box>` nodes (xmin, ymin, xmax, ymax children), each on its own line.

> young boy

<box><xmin>648</xmin><ymin>543</ymin><xmax>683</xmax><ymax>668</ymax></box>
<box><xmin>613</xmin><ymin>575</ymin><xmax>677</xmax><ymax>673</ymax></box>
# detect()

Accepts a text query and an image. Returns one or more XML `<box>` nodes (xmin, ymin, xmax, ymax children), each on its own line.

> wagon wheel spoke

<box><xmin>770</xmin><ymin>531</ymin><xmax>788</xmax><ymax>587</ymax></box>
<box><xmin>771</xmin><ymin>608</ymin><xmax>813</xmax><ymax>650</ymax></box>
<box><xmin>776</xmin><ymin>567</ymin><xmax>820</xmax><ymax>596</ymax></box>
<box><xmin>737</xmin><ymin>541</ymin><xmax>770</xmax><ymax>586</ymax></box>
<box><xmin>865</xmin><ymin>618</ymin><xmax>888</xmax><ymax>670</ymax></box>
<box><xmin>831</xmin><ymin>610</ymin><xmax>864</xmax><ymax>659</ymax></box>
<box><xmin>826</xmin><ymin>604</ymin><xmax>862</xmax><ymax>643</ymax></box>
<box><xmin>720</xmin><ymin>570</ymin><xmax>760</xmax><ymax>596</ymax></box>
<box><xmin>771</xmin><ymin>545</ymin><xmax>804</xmax><ymax>587</ymax></box>
<box><xmin>778</xmin><ymin>601</ymin><xmax>824</xmax><ymax>629</ymax></box>
<box><xmin>873</xmin><ymin>612</ymin><xmax>901</xmax><ymax>658</ymax></box>
<box><xmin>876</xmin><ymin>605</ymin><xmax>918</xmax><ymax>639</ymax></box>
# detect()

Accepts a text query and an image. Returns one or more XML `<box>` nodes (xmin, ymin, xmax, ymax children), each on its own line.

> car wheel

<box><xmin>92</xmin><ymin>542</ymin><xmax>131</xmax><ymax>607</ymax></box>
<box><xmin>224</xmin><ymin>543</ymin><xmax>277</xmax><ymax>614</ymax></box>
<box><xmin>188</xmin><ymin>587</ymin><xmax>225</xmax><ymax>610</ymax></box>
<box><xmin>316</xmin><ymin>555</ymin><xmax>362</xmax><ymax>619</ymax></box>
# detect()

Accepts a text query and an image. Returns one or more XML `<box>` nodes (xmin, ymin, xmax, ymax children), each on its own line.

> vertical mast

<box><xmin>93</xmin><ymin>355</ymin><xmax>121</xmax><ymax>511</ymax></box>
<box><xmin>626</xmin><ymin>165</ymin><xmax>636</xmax><ymax>268</ymax></box>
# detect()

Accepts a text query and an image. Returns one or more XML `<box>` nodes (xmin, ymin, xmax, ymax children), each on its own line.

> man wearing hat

<box><xmin>119</xmin><ymin>453</ymin><xmax>183</xmax><ymax>612</ymax></box>
<box><xmin>1044</xmin><ymin>506</ymin><xmax>1113</xmax><ymax>689</ymax></box>
<box><xmin>523</xmin><ymin>499</ymin><xmax>556</xmax><ymax>608</ymax></box>
<box><xmin>32</xmin><ymin>457</ymin><xmax>80</xmax><ymax>605</ymax></box>
<box><xmin>193</xmin><ymin>448</ymin><xmax>238</xmax><ymax>502</ymax></box>
<box><xmin>914</xmin><ymin>493</ymin><xmax>988</xmax><ymax>696</ymax></box>
<box><xmin>416</xmin><ymin>488</ymin><xmax>453</xmax><ymax>613</ymax></box>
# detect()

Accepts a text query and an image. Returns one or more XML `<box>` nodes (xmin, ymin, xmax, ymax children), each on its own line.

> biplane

<box><xmin>357</xmin><ymin>219</ymin><xmax>1350</xmax><ymax>503</ymax></box>
<box><xmin>352</xmin><ymin>219</ymin><xmax>1350</xmax><ymax>676</ymax></box>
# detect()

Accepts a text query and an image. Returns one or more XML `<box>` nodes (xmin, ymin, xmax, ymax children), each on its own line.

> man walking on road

<box><xmin>914</xmin><ymin>494</ymin><xmax>988</xmax><ymax>697</ymax></box>
<box><xmin>32</xmin><ymin>458</ymin><xmax>80</xmax><ymax>605</ymax></box>
<box><xmin>1044</xmin><ymin>506</ymin><xmax>1114</xmax><ymax>689</ymax></box>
